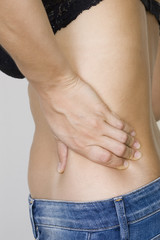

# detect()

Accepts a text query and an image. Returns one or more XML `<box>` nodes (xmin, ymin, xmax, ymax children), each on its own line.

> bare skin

<box><xmin>28</xmin><ymin>0</ymin><xmax>160</xmax><ymax>201</ymax></box>
<box><xmin>0</xmin><ymin>0</ymin><xmax>138</xmax><ymax>169</ymax></box>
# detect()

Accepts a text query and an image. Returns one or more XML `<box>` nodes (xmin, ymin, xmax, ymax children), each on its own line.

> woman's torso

<box><xmin>28</xmin><ymin>0</ymin><xmax>160</xmax><ymax>201</ymax></box>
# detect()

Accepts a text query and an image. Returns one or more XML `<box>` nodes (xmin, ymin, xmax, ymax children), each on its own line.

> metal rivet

<box><xmin>115</xmin><ymin>198</ymin><xmax>122</xmax><ymax>202</ymax></box>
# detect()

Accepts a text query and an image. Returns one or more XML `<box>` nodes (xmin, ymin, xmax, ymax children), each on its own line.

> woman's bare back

<box><xmin>28</xmin><ymin>0</ymin><xmax>160</xmax><ymax>201</ymax></box>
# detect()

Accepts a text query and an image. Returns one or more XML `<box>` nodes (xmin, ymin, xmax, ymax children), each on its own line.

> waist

<box><xmin>28</xmin><ymin>113</ymin><xmax>160</xmax><ymax>201</ymax></box>
<box><xmin>29</xmin><ymin>175</ymin><xmax>160</xmax><ymax>230</ymax></box>
<box><xmin>28</xmin><ymin>51</ymin><xmax>160</xmax><ymax>200</ymax></box>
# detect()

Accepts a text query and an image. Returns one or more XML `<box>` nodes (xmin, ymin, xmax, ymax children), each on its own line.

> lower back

<box><xmin>28</xmin><ymin>0</ymin><xmax>160</xmax><ymax>201</ymax></box>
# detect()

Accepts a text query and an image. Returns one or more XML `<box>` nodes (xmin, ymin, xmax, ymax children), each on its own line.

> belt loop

<box><xmin>113</xmin><ymin>196</ymin><xmax>129</xmax><ymax>240</ymax></box>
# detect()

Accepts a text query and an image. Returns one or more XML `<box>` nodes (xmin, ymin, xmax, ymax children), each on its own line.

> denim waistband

<box><xmin>28</xmin><ymin>176</ymin><xmax>160</xmax><ymax>230</ymax></box>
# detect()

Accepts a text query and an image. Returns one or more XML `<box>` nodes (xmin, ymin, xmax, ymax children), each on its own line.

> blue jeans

<box><xmin>28</xmin><ymin>176</ymin><xmax>160</xmax><ymax>240</ymax></box>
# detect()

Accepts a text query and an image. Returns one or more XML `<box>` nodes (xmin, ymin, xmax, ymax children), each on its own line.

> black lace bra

<box><xmin>0</xmin><ymin>0</ymin><xmax>159</xmax><ymax>79</ymax></box>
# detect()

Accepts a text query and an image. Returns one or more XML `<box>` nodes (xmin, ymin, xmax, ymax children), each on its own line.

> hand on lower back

<box><xmin>32</xmin><ymin>74</ymin><xmax>141</xmax><ymax>173</ymax></box>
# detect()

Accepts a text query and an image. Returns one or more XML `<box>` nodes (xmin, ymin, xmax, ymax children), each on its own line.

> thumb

<box><xmin>57</xmin><ymin>141</ymin><xmax>68</xmax><ymax>174</ymax></box>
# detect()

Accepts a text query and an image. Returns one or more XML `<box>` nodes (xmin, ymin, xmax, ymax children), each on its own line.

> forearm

<box><xmin>0</xmin><ymin>0</ymin><xmax>75</xmax><ymax>85</ymax></box>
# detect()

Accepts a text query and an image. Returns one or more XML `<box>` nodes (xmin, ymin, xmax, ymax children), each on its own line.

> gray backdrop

<box><xmin>0</xmin><ymin>71</ymin><xmax>160</xmax><ymax>240</ymax></box>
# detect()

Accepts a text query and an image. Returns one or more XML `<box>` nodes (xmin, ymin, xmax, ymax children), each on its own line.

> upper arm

<box><xmin>152</xmin><ymin>37</ymin><xmax>160</xmax><ymax>121</ymax></box>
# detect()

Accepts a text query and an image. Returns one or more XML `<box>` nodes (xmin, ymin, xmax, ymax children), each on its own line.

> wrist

<box><xmin>28</xmin><ymin>62</ymin><xmax>78</xmax><ymax>97</ymax></box>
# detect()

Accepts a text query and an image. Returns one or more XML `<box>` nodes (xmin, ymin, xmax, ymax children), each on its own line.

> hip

<box><xmin>28</xmin><ymin>176</ymin><xmax>160</xmax><ymax>240</ymax></box>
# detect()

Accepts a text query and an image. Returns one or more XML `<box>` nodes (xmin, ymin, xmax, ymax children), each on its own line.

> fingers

<box><xmin>102</xmin><ymin>124</ymin><xmax>135</xmax><ymax>148</ymax></box>
<box><xmin>120</xmin><ymin>119</ymin><xmax>136</xmax><ymax>136</ymax></box>
<box><xmin>104</xmin><ymin>110</ymin><xmax>125</xmax><ymax>130</ymax></box>
<box><xmin>96</xmin><ymin>135</ymin><xmax>142</xmax><ymax>160</ymax></box>
<box><xmin>56</xmin><ymin>137</ymin><xmax>141</xmax><ymax>173</ymax></box>
<box><xmin>82</xmin><ymin>144</ymin><xmax>142</xmax><ymax>170</ymax></box>
<box><xmin>82</xmin><ymin>145</ymin><xmax>130</xmax><ymax>170</ymax></box>
<box><xmin>104</xmin><ymin>110</ymin><xmax>135</xmax><ymax>135</ymax></box>
<box><xmin>56</xmin><ymin>141</ymin><xmax>68</xmax><ymax>174</ymax></box>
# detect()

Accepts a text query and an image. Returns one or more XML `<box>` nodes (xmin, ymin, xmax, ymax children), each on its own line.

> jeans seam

<box><xmin>36</xmin><ymin>223</ymin><xmax>120</xmax><ymax>232</ymax></box>
<box><xmin>150</xmin><ymin>233</ymin><xmax>160</xmax><ymax>240</ymax></box>
<box><xmin>128</xmin><ymin>208</ymin><xmax>160</xmax><ymax>225</ymax></box>
<box><xmin>34</xmin><ymin>208</ymin><xmax>160</xmax><ymax>233</ymax></box>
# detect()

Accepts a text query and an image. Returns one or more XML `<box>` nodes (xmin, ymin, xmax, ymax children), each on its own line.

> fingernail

<box><xmin>57</xmin><ymin>162</ymin><xmax>63</xmax><ymax>173</ymax></box>
<box><xmin>116</xmin><ymin>160</ymin><xmax>129</xmax><ymax>170</ymax></box>
<box><xmin>131</xmin><ymin>131</ymin><xmax>136</xmax><ymax>136</ymax></box>
<box><xmin>133</xmin><ymin>151</ymin><xmax>142</xmax><ymax>160</ymax></box>
<box><xmin>133</xmin><ymin>141</ymin><xmax>141</xmax><ymax>149</ymax></box>
<box><xmin>124</xmin><ymin>160</ymin><xmax>129</xmax><ymax>168</ymax></box>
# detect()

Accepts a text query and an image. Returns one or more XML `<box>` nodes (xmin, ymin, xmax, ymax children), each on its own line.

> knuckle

<box><xmin>120</xmin><ymin>132</ymin><xmax>128</xmax><ymax>143</ymax></box>
<box><xmin>116</xmin><ymin>144</ymin><xmax>126</xmax><ymax>157</ymax></box>
<box><xmin>100</xmin><ymin>152</ymin><xmax>112</xmax><ymax>163</ymax></box>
